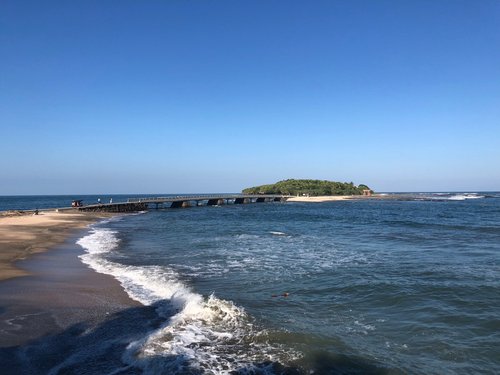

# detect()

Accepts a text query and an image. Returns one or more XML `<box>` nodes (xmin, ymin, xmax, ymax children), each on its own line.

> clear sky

<box><xmin>1</xmin><ymin>0</ymin><xmax>499</xmax><ymax>194</ymax></box>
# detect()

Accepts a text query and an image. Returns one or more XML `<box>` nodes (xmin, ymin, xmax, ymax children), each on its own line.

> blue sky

<box><xmin>1</xmin><ymin>0</ymin><xmax>499</xmax><ymax>194</ymax></box>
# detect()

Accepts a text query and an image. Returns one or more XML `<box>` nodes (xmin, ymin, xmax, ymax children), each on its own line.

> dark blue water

<box><xmin>3</xmin><ymin>193</ymin><xmax>500</xmax><ymax>374</ymax></box>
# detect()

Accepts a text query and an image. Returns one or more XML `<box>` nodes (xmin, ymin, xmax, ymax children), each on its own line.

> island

<box><xmin>242</xmin><ymin>179</ymin><xmax>373</xmax><ymax>202</ymax></box>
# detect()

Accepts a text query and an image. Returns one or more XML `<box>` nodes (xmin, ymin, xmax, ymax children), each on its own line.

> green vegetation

<box><xmin>242</xmin><ymin>179</ymin><xmax>372</xmax><ymax>196</ymax></box>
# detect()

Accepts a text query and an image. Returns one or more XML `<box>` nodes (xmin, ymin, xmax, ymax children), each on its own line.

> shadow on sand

<box><xmin>0</xmin><ymin>302</ymin><xmax>398</xmax><ymax>375</ymax></box>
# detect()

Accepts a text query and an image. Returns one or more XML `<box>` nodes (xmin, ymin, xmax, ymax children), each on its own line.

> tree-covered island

<box><xmin>242</xmin><ymin>179</ymin><xmax>372</xmax><ymax>196</ymax></box>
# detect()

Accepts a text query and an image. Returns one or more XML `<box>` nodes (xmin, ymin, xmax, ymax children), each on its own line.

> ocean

<box><xmin>1</xmin><ymin>193</ymin><xmax>499</xmax><ymax>374</ymax></box>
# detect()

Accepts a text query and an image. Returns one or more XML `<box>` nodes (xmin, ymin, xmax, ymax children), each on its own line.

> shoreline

<box><xmin>286</xmin><ymin>195</ymin><xmax>365</xmax><ymax>202</ymax></box>
<box><xmin>0</xmin><ymin>211</ymin><xmax>141</xmax><ymax>353</ymax></box>
<box><xmin>0</xmin><ymin>210</ymin><xmax>116</xmax><ymax>281</ymax></box>
<box><xmin>286</xmin><ymin>194</ymin><xmax>414</xmax><ymax>202</ymax></box>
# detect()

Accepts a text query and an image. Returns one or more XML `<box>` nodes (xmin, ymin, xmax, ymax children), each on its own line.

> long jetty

<box><xmin>77</xmin><ymin>194</ymin><xmax>290</xmax><ymax>212</ymax></box>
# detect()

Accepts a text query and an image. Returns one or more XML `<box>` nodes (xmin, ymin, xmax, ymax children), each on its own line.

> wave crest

<box><xmin>76</xmin><ymin>226</ymin><xmax>300</xmax><ymax>373</ymax></box>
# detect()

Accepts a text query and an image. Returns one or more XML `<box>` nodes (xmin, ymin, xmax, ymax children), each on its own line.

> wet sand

<box><xmin>0</xmin><ymin>210</ymin><xmax>115</xmax><ymax>280</ymax></box>
<box><xmin>0</xmin><ymin>211</ymin><xmax>140</xmax><ymax>351</ymax></box>
<box><xmin>0</xmin><ymin>232</ymin><xmax>155</xmax><ymax>374</ymax></box>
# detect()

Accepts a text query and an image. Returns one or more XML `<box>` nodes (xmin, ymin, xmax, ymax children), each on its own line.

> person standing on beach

<box><xmin>97</xmin><ymin>198</ymin><xmax>101</xmax><ymax>204</ymax></box>
<box><xmin>109</xmin><ymin>198</ymin><xmax>113</xmax><ymax>204</ymax></box>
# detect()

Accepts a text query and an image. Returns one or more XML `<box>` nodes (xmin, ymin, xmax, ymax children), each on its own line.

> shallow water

<box><xmin>2</xmin><ymin>193</ymin><xmax>500</xmax><ymax>374</ymax></box>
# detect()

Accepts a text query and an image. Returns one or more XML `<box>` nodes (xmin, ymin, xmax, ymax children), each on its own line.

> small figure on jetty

<box><xmin>97</xmin><ymin>198</ymin><xmax>101</xmax><ymax>204</ymax></box>
<box><xmin>71</xmin><ymin>200</ymin><xmax>83</xmax><ymax>207</ymax></box>
<box><xmin>109</xmin><ymin>198</ymin><xmax>113</xmax><ymax>204</ymax></box>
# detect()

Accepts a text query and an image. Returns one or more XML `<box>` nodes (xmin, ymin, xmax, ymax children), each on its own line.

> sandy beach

<box><xmin>0</xmin><ymin>210</ymin><xmax>115</xmax><ymax>281</ymax></box>
<box><xmin>0</xmin><ymin>209</ymin><xmax>143</xmax><ymax>372</ymax></box>
<box><xmin>287</xmin><ymin>195</ymin><xmax>358</xmax><ymax>202</ymax></box>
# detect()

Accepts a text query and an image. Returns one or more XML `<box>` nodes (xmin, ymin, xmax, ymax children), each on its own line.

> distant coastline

<box><xmin>243</xmin><ymin>179</ymin><xmax>373</xmax><ymax>197</ymax></box>
<box><xmin>287</xmin><ymin>195</ymin><xmax>357</xmax><ymax>202</ymax></box>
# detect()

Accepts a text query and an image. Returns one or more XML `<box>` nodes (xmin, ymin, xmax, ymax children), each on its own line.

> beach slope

<box><xmin>0</xmin><ymin>211</ymin><xmax>113</xmax><ymax>281</ymax></box>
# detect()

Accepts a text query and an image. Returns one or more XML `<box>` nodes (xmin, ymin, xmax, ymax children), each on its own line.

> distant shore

<box><xmin>0</xmin><ymin>210</ymin><xmax>115</xmax><ymax>281</ymax></box>
<box><xmin>287</xmin><ymin>195</ymin><xmax>370</xmax><ymax>202</ymax></box>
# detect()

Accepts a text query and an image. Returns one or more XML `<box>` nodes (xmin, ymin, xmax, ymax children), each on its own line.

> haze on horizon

<box><xmin>1</xmin><ymin>1</ymin><xmax>499</xmax><ymax>195</ymax></box>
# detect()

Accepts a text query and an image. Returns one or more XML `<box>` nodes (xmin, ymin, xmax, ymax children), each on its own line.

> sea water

<box><xmin>2</xmin><ymin>193</ymin><xmax>500</xmax><ymax>374</ymax></box>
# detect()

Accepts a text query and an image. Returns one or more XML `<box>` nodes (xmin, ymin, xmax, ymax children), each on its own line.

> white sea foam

<box><xmin>178</xmin><ymin>232</ymin><xmax>370</xmax><ymax>281</ymax></box>
<box><xmin>76</xmin><ymin>226</ymin><xmax>298</xmax><ymax>373</ymax></box>
<box><xmin>447</xmin><ymin>193</ymin><xmax>484</xmax><ymax>201</ymax></box>
<box><xmin>419</xmin><ymin>193</ymin><xmax>486</xmax><ymax>201</ymax></box>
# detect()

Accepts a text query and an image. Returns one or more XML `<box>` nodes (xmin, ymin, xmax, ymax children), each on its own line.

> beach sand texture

<box><xmin>0</xmin><ymin>211</ymin><xmax>113</xmax><ymax>281</ymax></box>
<box><xmin>0</xmin><ymin>238</ymin><xmax>140</xmax><ymax>347</ymax></box>
<box><xmin>0</xmin><ymin>210</ymin><xmax>140</xmax><ymax>368</ymax></box>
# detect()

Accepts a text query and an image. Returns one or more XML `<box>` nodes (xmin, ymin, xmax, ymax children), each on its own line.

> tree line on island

<box><xmin>242</xmin><ymin>179</ymin><xmax>373</xmax><ymax>196</ymax></box>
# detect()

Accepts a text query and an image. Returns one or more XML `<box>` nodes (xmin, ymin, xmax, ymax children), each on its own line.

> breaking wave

<box><xmin>76</xmin><ymin>226</ymin><xmax>299</xmax><ymax>374</ymax></box>
<box><xmin>446</xmin><ymin>193</ymin><xmax>485</xmax><ymax>201</ymax></box>
<box><xmin>413</xmin><ymin>192</ymin><xmax>486</xmax><ymax>201</ymax></box>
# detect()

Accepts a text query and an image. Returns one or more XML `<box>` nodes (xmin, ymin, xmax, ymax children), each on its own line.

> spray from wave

<box><xmin>77</xmin><ymin>226</ymin><xmax>300</xmax><ymax>374</ymax></box>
